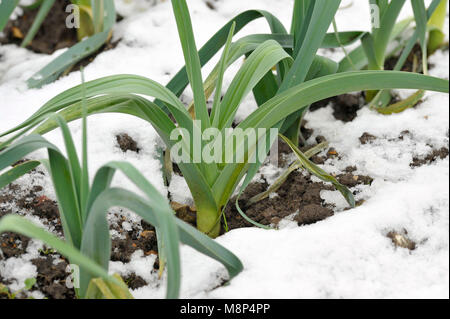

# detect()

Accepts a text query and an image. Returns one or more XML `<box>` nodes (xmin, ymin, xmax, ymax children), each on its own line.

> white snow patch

<box><xmin>168</xmin><ymin>175</ymin><xmax>193</xmax><ymax>206</ymax></box>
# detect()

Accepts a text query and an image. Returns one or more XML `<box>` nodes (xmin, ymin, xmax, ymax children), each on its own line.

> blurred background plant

<box><xmin>0</xmin><ymin>0</ymin><xmax>116</xmax><ymax>88</ymax></box>
<box><xmin>427</xmin><ymin>0</ymin><xmax>448</xmax><ymax>54</ymax></box>
<box><xmin>339</xmin><ymin>0</ymin><xmax>448</xmax><ymax>114</ymax></box>
<box><xmin>170</xmin><ymin>0</ymin><xmax>448</xmax><ymax>145</ymax></box>
<box><xmin>170</xmin><ymin>0</ymin><xmax>449</xmax><ymax>207</ymax></box>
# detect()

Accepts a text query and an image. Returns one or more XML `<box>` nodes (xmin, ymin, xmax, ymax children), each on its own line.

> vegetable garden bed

<box><xmin>0</xmin><ymin>0</ymin><xmax>449</xmax><ymax>299</ymax></box>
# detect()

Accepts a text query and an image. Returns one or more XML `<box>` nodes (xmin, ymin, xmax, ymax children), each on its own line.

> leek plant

<box><xmin>179</xmin><ymin>0</ymin><xmax>442</xmax><ymax>140</ymax></box>
<box><xmin>0</xmin><ymin>75</ymin><xmax>243</xmax><ymax>298</ymax></box>
<box><xmin>0</xmin><ymin>0</ymin><xmax>116</xmax><ymax>89</ymax></box>
<box><xmin>0</xmin><ymin>0</ymin><xmax>448</xmax><ymax>238</ymax></box>
<box><xmin>342</xmin><ymin>0</ymin><xmax>445</xmax><ymax>113</ymax></box>
<box><xmin>185</xmin><ymin>0</ymin><xmax>365</xmax><ymax>145</ymax></box>
<box><xmin>181</xmin><ymin>0</ymin><xmax>444</xmax><ymax>139</ymax></box>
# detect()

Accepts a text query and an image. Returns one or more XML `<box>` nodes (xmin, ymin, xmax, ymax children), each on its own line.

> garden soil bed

<box><xmin>0</xmin><ymin>124</ymin><xmax>386</xmax><ymax>299</ymax></box>
<box><xmin>0</xmin><ymin>0</ymin><xmax>448</xmax><ymax>300</ymax></box>
<box><xmin>0</xmin><ymin>170</ymin><xmax>161</xmax><ymax>299</ymax></box>
<box><xmin>3</xmin><ymin>89</ymin><xmax>447</xmax><ymax>298</ymax></box>
<box><xmin>223</xmin><ymin>167</ymin><xmax>373</xmax><ymax>231</ymax></box>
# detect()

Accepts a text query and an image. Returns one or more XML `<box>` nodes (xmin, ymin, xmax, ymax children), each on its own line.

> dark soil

<box><xmin>309</xmin><ymin>44</ymin><xmax>431</xmax><ymax>122</ymax></box>
<box><xmin>110</xmin><ymin>220</ymin><xmax>158</xmax><ymax>264</ymax></box>
<box><xmin>1</xmin><ymin>185</ymin><xmax>44</xmax><ymax>261</ymax></box>
<box><xmin>396</xmin><ymin>130</ymin><xmax>413</xmax><ymax>141</ymax></box>
<box><xmin>0</xmin><ymin>0</ymin><xmax>77</xmax><ymax>54</ymax></box>
<box><xmin>385</xmin><ymin>44</ymin><xmax>431</xmax><ymax>73</ymax></box>
<box><xmin>278</xmin><ymin>133</ymin><xmax>348</xmax><ymax>168</ymax></box>
<box><xmin>0</xmin><ymin>0</ymin><xmax>119</xmax><ymax>78</ymax></box>
<box><xmin>31</xmin><ymin>254</ymin><xmax>75</xmax><ymax>299</ymax></box>
<box><xmin>0</xmin><ymin>232</ymin><xmax>30</xmax><ymax>259</ymax></box>
<box><xmin>223</xmin><ymin>167</ymin><xmax>373</xmax><ymax>231</ymax></box>
<box><xmin>123</xmin><ymin>273</ymin><xmax>147</xmax><ymax>290</ymax></box>
<box><xmin>0</xmin><ymin>178</ymin><xmax>76</xmax><ymax>299</ymax></box>
<box><xmin>411</xmin><ymin>147</ymin><xmax>449</xmax><ymax>167</ymax></box>
<box><xmin>309</xmin><ymin>93</ymin><xmax>363</xmax><ymax>123</ymax></box>
<box><xmin>116</xmin><ymin>133</ymin><xmax>141</xmax><ymax>153</ymax></box>
<box><xmin>0</xmin><ymin>166</ymin><xmax>160</xmax><ymax>298</ymax></box>
<box><xmin>12</xmin><ymin>184</ymin><xmax>64</xmax><ymax>235</ymax></box>
<box><xmin>172</xmin><ymin>161</ymin><xmax>183</xmax><ymax>176</ymax></box>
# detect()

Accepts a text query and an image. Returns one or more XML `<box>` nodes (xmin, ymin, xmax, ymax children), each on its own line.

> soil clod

<box><xmin>205</xmin><ymin>1</ymin><xmax>217</xmax><ymax>10</ymax></box>
<box><xmin>410</xmin><ymin>147</ymin><xmax>449</xmax><ymax>167</ymax></box>
<box><xmin>171</xmin><ymin>202</ymin><xmax>197</xmax><ymax>226</ymax></box>
<box><xmin>359</xmin><ymin>132</ymin><xmax>377</xmax><ymax>145</ymax></box>
<box><xmin>111</xmin><ymin>224</ymin><xmax>158</xmax><ymax>263</ymax></box>
<box><xmin>31</xmin><ymin>255</ymin><xmax>75</xmax><ymax>299</ymax></box>
<box><xmin>337</xmin><ymin>173</ymin><xmax>373</xmax><ymax>188</ymax></box>
<box><xmin>0</xmin><ymin>231</ymin><xmax>30</xmax><ymax>259</ymax></box>
<box><xmin>310</xmin><ymin>93</ymin><xmax>362</xmax><ymax>122</ymax></box>
<box><xmin>295</xmin><ymin>204</ymin><xmax>334</xmax><ymax>226</ymax></box>
<box><xmin>116</xmin><ymin>133</ymin><xmax>140</xmax><ymax>153</ymax></box>
<box><xmin>124</xmin><ymin>273</ymin><xmax>147</xmax><ymax>290</ymax></box>
<box><xmin>387</xmin><ymin>231</ymin><xmax>416</xmax><ymax>251</ymax></box>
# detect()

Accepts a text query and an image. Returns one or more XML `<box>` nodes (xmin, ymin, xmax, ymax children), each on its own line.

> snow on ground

<box><xmin>0</xmin><ymin>0</ymin><xmax>449</xmax><ymax>298</ymax></box>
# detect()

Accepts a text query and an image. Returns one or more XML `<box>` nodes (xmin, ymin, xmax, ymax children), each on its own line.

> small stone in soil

<box><xmin>359</xmin><ymin>132</ymin><xmax>377</xmax><ymax>145</ymax></box>
<box><xmin>327</xmin><ymin>148</ymin><xmax>339</xmax><ymax>157</ymax></box>
<box><xmin>205</xmin><ymin>1</ymin><xmax>216</xmax><ymax>10</ymax></box>
<box><xmin>387</xmin><ymin>231</ymin><xmax>416</xmax><ymax>250</ymax></box>
<box><xmin>332</xmin><ymin>94</ymin><xmax>362</xmax><ymax>122</ymax></box>
<box><xmin>116</xmin><ymin>133</ymin><xmax>140</xmax><ymax>153</ymax></box>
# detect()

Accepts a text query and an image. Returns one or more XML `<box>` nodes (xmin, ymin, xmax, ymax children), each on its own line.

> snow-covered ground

<box><xmin>0</xmin><ymin>0</ymin><xmax>449</xmax><ymax>298</ymax></box>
